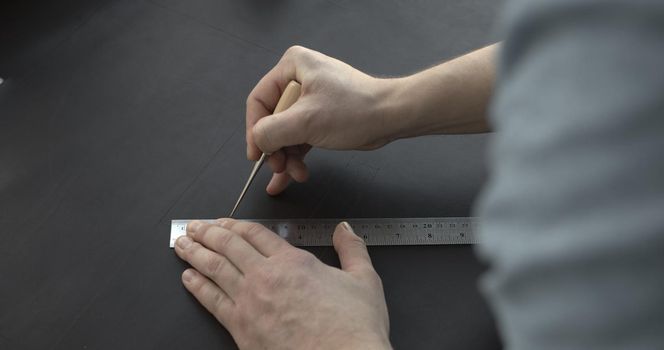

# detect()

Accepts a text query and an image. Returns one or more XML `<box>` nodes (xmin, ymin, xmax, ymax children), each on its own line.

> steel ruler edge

<box><xmin>169</xmin><ymin>217</ymin><xmax>478</xmax><ymax>247</ymax></box>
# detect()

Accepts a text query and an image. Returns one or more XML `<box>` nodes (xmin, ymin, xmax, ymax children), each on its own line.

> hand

<box><xmin>246</xmin><ymin>45</ymin><xmax>404</xmax><ymax>195</ymax></box>
<box><xmin>174</xmin><ymin>219</ymin><xmax>392</xmax><ymax>350</ymax></box>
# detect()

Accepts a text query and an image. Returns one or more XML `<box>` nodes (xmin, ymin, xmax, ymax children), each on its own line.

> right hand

<box><xmin>246</xmin><ymin>46</ymin><xmax>403</xmax><ymax>195</ymax></box>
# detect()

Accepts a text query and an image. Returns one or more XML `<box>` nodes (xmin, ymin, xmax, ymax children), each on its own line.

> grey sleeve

<box><xmin>474</xmin><ymin>1</ymin><xmax>664</xmax><ymax>349</ymax></box>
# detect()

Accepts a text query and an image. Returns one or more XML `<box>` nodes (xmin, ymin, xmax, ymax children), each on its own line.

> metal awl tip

<box><xmin>229</xmin><ymin>153</ymin><xmax>267</xmax><ymax>218</ymax></box>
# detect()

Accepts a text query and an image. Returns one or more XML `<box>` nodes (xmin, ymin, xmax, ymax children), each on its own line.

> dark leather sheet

<box><xmin>0</xmin><ymin>0</ymin><xmax>502</xmax><ymax>348</ymax></box>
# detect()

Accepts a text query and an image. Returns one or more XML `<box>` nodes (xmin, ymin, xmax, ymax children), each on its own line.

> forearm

<box><xmin>383</xmin><ymin>43</ymin><xmax>498</xmax><ymax>139</ymax></box>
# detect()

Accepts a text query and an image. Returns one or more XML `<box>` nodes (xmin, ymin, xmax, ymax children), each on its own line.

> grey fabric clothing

<box><xmin>475</xmin><ymin>1</ymin><xmax>664</xmax><ymax>349</ymax></box>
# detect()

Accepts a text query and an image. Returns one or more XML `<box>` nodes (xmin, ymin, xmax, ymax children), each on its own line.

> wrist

<box><xmin>368</xmin><ymin>76</ymin><xmax>417</xmax><ymax>145</ymax></box>
<box><xmin>312</xmin><ymin>327</ymin><xmax>391</xmax><ymax>350</ymax></box>
<box><xmin>372</xmin><ymin>73</ymin><xmax>449</xmax><ymax>142</ymax></box>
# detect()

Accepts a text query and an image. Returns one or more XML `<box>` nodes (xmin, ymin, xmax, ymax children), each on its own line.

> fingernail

<box><xmin>188</xmin><ymin>220</ymin><xmax>202</xmax><ymax>232</ymax></box>
<box><xmin>176</xmin><ymin>235</ymin><xmax>192</xmax><ymax>249</ymax></box>
<box><xmin>182</xmin><ymin>269</ymin><xmax>195</xmax><ymax>283</ymax></box>
<box><xmin>342</xmin><ymin>221</ymin><xmax>354</xmax><ymax>233</ymax></box>
<box><xmin>216</xmin><ymin>218</ymin><xmax>230</xmax><ymax>227</ymax></box>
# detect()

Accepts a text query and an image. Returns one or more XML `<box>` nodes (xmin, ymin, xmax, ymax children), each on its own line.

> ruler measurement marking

<box><xmin>169</xmin><ymin>217</ymin><xmax>478</xmax><ymax>247</ymax></box>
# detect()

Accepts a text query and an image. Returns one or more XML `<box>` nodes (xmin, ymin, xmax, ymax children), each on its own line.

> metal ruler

<box><xmin>169</xmin><ymin>217</ymin><xmax>478</xmax><ymax>247</ymax></box>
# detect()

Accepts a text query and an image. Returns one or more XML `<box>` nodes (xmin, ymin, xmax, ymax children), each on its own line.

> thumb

<box><xmin>333</xmin><ymin>222</ymin><xmax>373</xmax><ymax>273</ymax></box>
<box><xmin>252</xmin><ymin>103</ymin><xmax>310</xmax><ymax>154</ymax></box>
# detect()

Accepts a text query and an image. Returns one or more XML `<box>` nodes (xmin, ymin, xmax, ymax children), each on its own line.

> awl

<box><xmin>229</xmin><ymin>80</ymin><xmax>302</xmax><ymax>217</ymax></box>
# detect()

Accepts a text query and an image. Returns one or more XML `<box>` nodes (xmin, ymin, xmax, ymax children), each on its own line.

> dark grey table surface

<box><xmin>0</xmin><ymin>0</ymin><xmax>503</xmax><ymax>349</ymax></box>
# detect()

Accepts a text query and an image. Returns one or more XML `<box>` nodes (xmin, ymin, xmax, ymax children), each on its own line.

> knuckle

<box><xmin>344</xmin><ymin>233</ymin><xmax>367</xmax><ymax>248</ymax></box>
<box><xmin>183</xmin><ymin>270</ymin><xmax>198</xmax><ymax>286</ymax></box>
<box><xmin>206</xmin><ymin>255</ymin><xmax>226</xmax><ymax>277</ymax></box>
<box><xmin>285</xmin><ymin>45</ymin><xmax>319</xmax><ymax>69</ymax></box>
<box><xmin>211</xmin><ymin>290</ymin><xmax>226</xmax><ymax>312</ymax></box>
<box><xmin>193</xmin><ymin>222</ymin><xmax>214</xmax><ymax>240</ymax></box>
<box><xmin>286</xmin><ymin>249</ymin><xmax>317</xmax><ymax>266</ymax></box>
<box><xmin>217</xmin><ymin>218</ymin><xmax>234</xmax><ymax>230</ymax></box>
<box><xmin>305</xmin><ymin>55</ymin><xmax>322</xmax><ymax>70</ymax></box>
<box><xmin>188</xmin><ymin>277</ymin><xmax>202</xmax><ymax>293</ymax></box>
<box><xmin>285</xmin><ymin>45</ymin><xmax>305</xmax><ymax>57</ymax></box>
<box><xmin>244</xmin><ymin>222</ymin><xmax>266</xmax><ymax>240</ymax></box>
<box><xmin>252</xmin><ymin>120</ymin><xmax>271</xmax><ymax>152</ymax></box>
<box><xmin>216</xmin><ymin>229</ymin><xmax>236</xmax><ymax>251</ymax></box>
<box><xmin>182</xmin><ymin>241</ymin><xmax>199</xmax><ymax>260</ymax></box>
<box><xmin>245</xmin><ymin>88</ymin><xmax>261</xmax><ymax>110</ymax></box>
<box><xmin>349</xmin><ymin>232</ymin><xmax>366</xmax><ymax>245</ymax></box>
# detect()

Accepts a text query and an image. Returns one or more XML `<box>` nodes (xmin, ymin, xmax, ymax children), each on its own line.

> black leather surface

<box><xmin>0</xmin><ymin>1</ymin><xmax>503</xmax><ymax>348</ymax></box>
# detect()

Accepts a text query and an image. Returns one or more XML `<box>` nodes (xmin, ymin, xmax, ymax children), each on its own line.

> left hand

<box><xmin>174</xmin><ymin>219</ymin><xmax>391</xmax><ymax>350</ymax></box>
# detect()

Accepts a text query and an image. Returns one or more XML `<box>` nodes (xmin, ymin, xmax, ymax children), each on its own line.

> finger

<box><xmin>286</xmin><ymin>157</ymin><xmax>309</xmax><ymax>183</ymax></box>
<box><xmin>266</xmin><ymin>172</ymin><xmax>291</xmax><ymax>195</ymax></box>
<box><xmin>332</xmin><ymin>222</ymin><xmax>374</xmax><ymax>274</ymax></box>
<box><xmin>216</xmin><ymin>218</ymin><xmax>290</xmax><ymax>257</ymax></box>
<box><xmin>246</xmin><ymin>47</ymin><xmax>308</xmax><ymax>160</ymax></box>
<box><xmin>289</xmin><ymin>143</ymin><xmax>312</xmax><ymax>156</ymax></box>
<box><xmin>267</xmin><ymin>149</ymin><xmax>287</xmax><ymax>174</ymax></box>
<box><xmin>175</xmin><ymin>235</ymin><xmax>242</xmax><ymax>298</ymax></box>
<box><xmin>284</xmin><ymin>144</ymin><xmax>311</xmax><ymax>183</ymax></box>
<box><xmin>187</xmin><ymin>221</ymin><xmax>265</xmax><ymax>273</ymax></box>
<box><xmin>245</xmin><ymin>99</ymin><xmax>268</xmax><ymax>160</ymax></box>
<box><xmin>181</xmin><ymin>268</ymin><xmax>234</xmax><ymax>327</ymax></box>
<box><xmin>246</xmin><ymin>70</ymin><xmax>293</xmax><ymax>160</ymax></box>
<box><xmin>252</xmin><ymin>102</ymin><xmax>311</xmax><ymax>154</ymax></box>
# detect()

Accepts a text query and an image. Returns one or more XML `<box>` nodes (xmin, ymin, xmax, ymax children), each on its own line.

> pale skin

<box><xmin>176</xmin><ymin>43</ymin><xmax>497</xmax><ymax>349</ymax></box>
